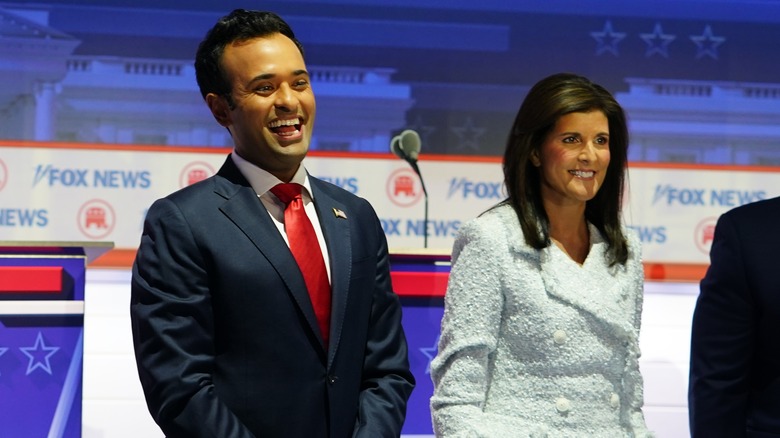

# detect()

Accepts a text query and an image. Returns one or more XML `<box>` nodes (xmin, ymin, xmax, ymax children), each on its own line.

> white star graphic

<box><xmin>450</xmin><ymin>117</ymin><xmax>486</xmax><ymax>152</ymax></box>
<box><xmin>20</xmin><ymin>332</ymin><xmax>59</xmax><ymax>376</ymax></box>
<box><xmin>590</xmin><ymin>20</ymin><xmax>626</xmax><ymax>56</ymax></box>
<box><xmin>0</xmin><ymin>347</ymin><xmax>7</xmax><ymax>376</ymax></box>
<box><xmin>690</xmin><ymin>25</ymin><xmax>725</xmax><ymax>60</ymax></box>
<box><xmin>419</xmin><ymin>335</ymin><xmax>440</xmax><ymax>375</ymax></box>
<box><xmin>640</xmin><ymin>23</ymin><xmax>676</xmax><ymax>58</ymax></box>
<box><xmin>409</xmin><ymin>115</ymin><xmax>437</xmax><ymax>147</ymax></box>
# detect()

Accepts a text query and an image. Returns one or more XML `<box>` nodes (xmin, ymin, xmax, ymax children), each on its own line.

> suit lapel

<box><xmin>309</xmin><ymin>177</ymin><xmax>351</xmax><ymax>367</ymax></box>
<box><xmin>498</xmin><ymin>204</ymin><xmax>637</xmax><ymax>341</ymax></box>
<box><xmin>213</xmin><ymin>157</ymin><xmax>325</xmax><ymax>355</ymax></box>
<box><xmin>539</xmin><ymin>226</ymin><xmax>636</xmax><ymax>341</ymax></box>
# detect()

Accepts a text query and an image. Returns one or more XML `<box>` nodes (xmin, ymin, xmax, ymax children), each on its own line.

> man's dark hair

<box><xmin>194</xmin><ymin>9</ymin><xmax>304</xmax><ymax>106</ymax></box>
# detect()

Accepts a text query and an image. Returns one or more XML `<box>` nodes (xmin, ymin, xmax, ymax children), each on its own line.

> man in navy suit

<box><xmin>130</xmin><ymin>9</ymin><xmax>414</xmax><ymax>437</ymax></box>
<box><xmin>689</xmin><ymin>196</ymin><xmax>780</xmax><ymax>437</ymax></box>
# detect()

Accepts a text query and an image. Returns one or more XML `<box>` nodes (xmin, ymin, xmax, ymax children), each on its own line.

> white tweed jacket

<box><xmin>430</xmin><ymin>203</ymin><xmax>651</xmax><ymax>438</ymax></box>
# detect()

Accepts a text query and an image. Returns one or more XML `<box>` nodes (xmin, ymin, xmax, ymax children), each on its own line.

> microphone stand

<box><xmin>400</xmin><ymin>152</ymin><xmax>429</xmax><ymax>248</ymax></box>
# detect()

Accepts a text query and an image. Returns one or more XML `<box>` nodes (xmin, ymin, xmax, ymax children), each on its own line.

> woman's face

<box><xmin>532</xmin><ymin>110</ymin><xmax>611</xmax><ymax>207</ymax></box>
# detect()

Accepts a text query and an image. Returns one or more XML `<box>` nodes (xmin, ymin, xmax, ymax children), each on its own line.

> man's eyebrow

<box><xmin>248</xmin><ymin>69</ymin><xmax>309</xmax><ymax>84</ymax></box>
<box><xmin>247</xmin><ymin>73</ymin><xmax>275</xmax><ymax>84</ymax></box>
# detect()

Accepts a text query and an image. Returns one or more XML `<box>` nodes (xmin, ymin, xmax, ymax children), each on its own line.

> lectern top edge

<box><xmin>0</xmin><ymin>241</ymin><xmax>115</xmax><ymax>264</ymax></box>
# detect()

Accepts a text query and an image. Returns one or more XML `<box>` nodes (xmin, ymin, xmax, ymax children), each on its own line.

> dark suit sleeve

<box><xmin>689</xmin><ymin>212</ymin><xmax>755</xmax><ymax>438</ymax></box>
<box><xmin>130</xmin><ymin>198</ymin><xmax>255</xmax><ymax>438</ymax></box>
<box><xmin>353</xmin><ymin>206</ymin><xmax>415</xmax><ymax>437</ymax></box>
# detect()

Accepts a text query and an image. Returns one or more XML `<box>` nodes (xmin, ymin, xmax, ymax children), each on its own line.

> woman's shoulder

<box><xmin>620</xmin><ymin>226</ymin><xmax>643</xmax><ymax>262</ymax></box>
<box><xmin>455</xmin><ymin>203</ymin><xmax>532</xmax><ymax>255</ymax></box>
<box><xmin>622</xmin><ymin>225</ymin><xmax>641</xmax><ymax>249</ymax></box>
<box><xmin>459</xmin><ymin>203</ymin><xmax>520</xmax><ymax>238</ymax></box>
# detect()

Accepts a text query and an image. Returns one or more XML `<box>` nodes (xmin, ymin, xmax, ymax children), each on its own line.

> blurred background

<box><xmin>4</xmin><ymin>1</ymin><xmax>780</xmax><ymax>437</ymax></box>
<box><xmin>5</xmin><ymin>0</ymin><xmax>780</xmax><ymax>163</ymax></box>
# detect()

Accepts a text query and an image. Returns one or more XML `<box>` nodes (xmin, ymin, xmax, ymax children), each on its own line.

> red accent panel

<box><xmin>643</xmin><ymin>262</ymin><xmax>708</xmax><ymax>282</ymax></box>
<box><xmin>0</xmin><ymin>267</ymin><xmax>63</xmax><ymax>293</ymax></box>
<box><xmin>391</xmin><ymin>271</ymin><xmax>449</xmax><ymax>297</ymax></box>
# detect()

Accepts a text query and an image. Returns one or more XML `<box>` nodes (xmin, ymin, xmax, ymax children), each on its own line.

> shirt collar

<box><xmin>231</xmin><ymin>150</ymin><xmax>314</xmax><ymax>199</ymax></box>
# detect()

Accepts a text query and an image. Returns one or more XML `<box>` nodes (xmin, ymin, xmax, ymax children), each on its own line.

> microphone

<box><xmin>390</xmin><ymin>129</ymin><xmax>421</xmax><ymax>163</ymax></box>
<box><xmin>389</xmin><ymin>129</ymin><xmax>429</xmax><ymax>248</ymax></box>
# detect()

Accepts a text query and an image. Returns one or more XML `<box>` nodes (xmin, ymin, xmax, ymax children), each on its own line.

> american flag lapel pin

<box><xmin>332</xmin><ymin>208</ymin><xmax>347</xmax><ymax>219</ymax></box>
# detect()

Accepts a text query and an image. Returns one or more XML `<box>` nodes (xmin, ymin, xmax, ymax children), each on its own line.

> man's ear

<box><xmin>206</xmin><ymin>93</ymin><xmax>231</xmax><ymax>127</ymax></box>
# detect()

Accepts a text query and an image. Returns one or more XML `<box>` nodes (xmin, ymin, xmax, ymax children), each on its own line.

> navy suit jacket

<box><xmin>130</xmin><ymin>155</ymin><xmax>414</xmax><ymax>437</ymax></box>
<box><xmin>689</xmin><ymin>196</ymin><xmax>780</xmax><ymax>437</ymax></box>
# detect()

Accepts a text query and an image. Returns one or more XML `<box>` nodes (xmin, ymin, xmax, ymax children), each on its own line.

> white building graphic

<box><xmin>1</xmin><ymin>6</ymin><xmax>413</xmax><ymax>152</ymax></box>
<box><xmin>618</xmin><ymin>78</ymin><xmax>780</xmax><ymax>165</ymax></box>
<box><xmin>3</xmin><ymin>4</ymin><xmax>780</xmax><ymax>163</ymax></box>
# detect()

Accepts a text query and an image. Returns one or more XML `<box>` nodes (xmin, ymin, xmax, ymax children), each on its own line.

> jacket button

<box><xmin>553</xmin><ymin>330</ymin><xmax>567</xmax><ymax>345</ymax></box>
<box><xmin>328</xmin><ymin>375</ymin><xmax>338</xmax><ymax>385</ymax></box>
<box><xmin>610</xmin><ymin>393</ymin><xmax>620</xmax><ymax>409</ymax></box>
<box><xmin>555</xmin><ymin>397</ymin><xmax>570</xmax><ymax>413</ymax></box>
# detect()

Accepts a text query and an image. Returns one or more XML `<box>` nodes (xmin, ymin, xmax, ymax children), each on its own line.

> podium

<box><xmin>390</xmin><ymin>249</ymin><xmax>451</xmax><ymax>298</ymax></box>
<box><xmin>0</xmin><ymin>241</ymin><xmax>112</xmax><ymax>438</ymax></box>
<box><xmin>390</xmin><ymin>249</ymin><xmax>451</xmax><ymax>435</ymax></box>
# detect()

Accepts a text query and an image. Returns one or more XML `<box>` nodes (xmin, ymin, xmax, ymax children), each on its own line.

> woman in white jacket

<box><xmin>430</xmin><ymin>73</ymin><xmax>651</xmax><ymax>437</ymax></box>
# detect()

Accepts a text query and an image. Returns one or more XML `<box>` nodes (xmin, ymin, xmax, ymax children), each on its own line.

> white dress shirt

<box><xmin>231</xmin><ymin>151</ymin><xmax>332</xmax><ymax>283</ymax></box>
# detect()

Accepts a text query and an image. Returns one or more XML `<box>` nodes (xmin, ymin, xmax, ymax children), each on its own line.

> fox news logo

<box><xmin>33</xmin><ymin>164</ymin><xmax>151</xmax><ymax>189</ymax></box>
<box><xmin>447</xmin><ymin>178</ymin><xmax>503</xmax><ymax>200</ymax></box>
<box><xmin>652</xmin><ymin>184</ymin><xmax>765</xmax><ymax>207</ymax></box>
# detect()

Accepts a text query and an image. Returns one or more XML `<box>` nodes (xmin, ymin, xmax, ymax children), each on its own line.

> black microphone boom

<box><xmin>389</xmin><ymin>129</ymin><xmax>429</xmax><ymax>248</ymax></box>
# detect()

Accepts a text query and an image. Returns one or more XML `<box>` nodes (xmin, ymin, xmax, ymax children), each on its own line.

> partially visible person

<box><xmin>130</xmin><ymin>9</ymin><xmax>413</xmax><ymax>437</ymax></box>
<box><xmin>689</xmin><ymin>196</ymin><xmax>780</xmax><ymax>438</ymax></box>
<box><xmin>430</xmin><ymin>73</ymin><xmax>650</xmax><ymax>437</ymax></box>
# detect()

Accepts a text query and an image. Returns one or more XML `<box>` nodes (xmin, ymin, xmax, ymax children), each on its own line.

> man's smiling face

<box><xmin>207</xmin><ymin>32</ymin><xmax>316</xmax><ymax>182</ymax></box>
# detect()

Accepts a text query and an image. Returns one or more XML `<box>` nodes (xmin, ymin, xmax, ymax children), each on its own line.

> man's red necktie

<box><xmin>270</xmin><ymin>183</ymin><xmax>331</xmax><ymax>346</ymax></box>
